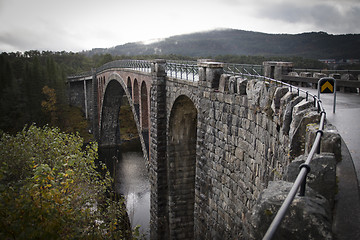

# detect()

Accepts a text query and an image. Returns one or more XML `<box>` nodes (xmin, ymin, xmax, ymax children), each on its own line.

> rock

<box><xmin>289</xmin><ymin>110</ymin><xmax>320</xmax><ymax>158</ymax></box>
<box><xmin>218</xmin><ymin>74</ymin><xmax>231</xmax><ymax>93</ymax></box>
<box><xmin>246</xmin><ymin>79</ymin><xmax>264</xmax><ymax>107</ymax></box>
<box><xmin>313</xmin><ymin>73</ymin><xmax>327</xmax><ymax>79</ymax></box>
<box><xmin>229</xmin><ymin>76</ymin><xmax>237</xmax><ymax>94</ymax></box>
<box><xmin>250</xmin><ymin>181</ymin><xmax>333</xmax><ymax>240</ymax></box>
<box><xmin>289</xmin><ymin>100</ymin><xmax>316</xmax><ymax>138</ymax></box>
<box><xmin>288</xmin><ymin>72</ymin><xmax>299</xmax><ymax>77</ymax></box>
<box><xmin>341</xmin><ymin>74</ymin><xmax>356</xmax><ymax>81</ymax></box>
<box><xmin>285</xmin><ymin>153</ymin><xmax>336</xmax><ymax>206</ymax></box>
<box><xmin>237</xmin><ymin>77</ymin><xmax>248</xmax><ymax>95</ymax></box>
<box><xmin>299</xmin><ymin>72</ymin><xmax>312</xmax><ymax>77</ymax></box>
<box><xmin>281</xmin><ymin>94</ymin><xmax>303</xmax><ymax>135</ymax></box>
<box><xmin>305</xmin><ymin>123</ymin><xmax>342</xmax><ymax>162</ymax></box>
<box><xmin>329</xmin><ymin>73</ymin><xmax>341</xmax><ymax>80</ymax></box>
<box><xmin>271</xmin><ymin>87</ymin><xmax>289</xmax><ymax>114</ymax></box>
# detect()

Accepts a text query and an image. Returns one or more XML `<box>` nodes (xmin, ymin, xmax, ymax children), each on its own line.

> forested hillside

<box><xmin>0</xmin><ymin>51</ymin><xmax>111</xmax><ymax>135</ymax></box>
<box><xmin>85</xmin><ymin>29</ymin><xmax>360</xmax><ymax>59</ymax></box>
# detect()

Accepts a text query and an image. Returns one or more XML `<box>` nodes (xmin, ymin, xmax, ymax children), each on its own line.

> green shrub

<box><xmin>0</xmin><ymin>125</ymin><xmax>134</xmax><ymax>239</ymax></box>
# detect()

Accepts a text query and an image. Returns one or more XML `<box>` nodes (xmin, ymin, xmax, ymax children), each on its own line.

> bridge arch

<box><xmin>141</xmin><ymin>81</ymin><xmax>149</xmax><ymax>130</ymax></box>
<box><xmin>133</xmin><ymin>78</ymin><xmax>139</xmax><ymax>105</ymax></box>
<box><xmin>127</xmin><ymin>76</ymin><xmax>132</xmax><ymax>98</ymax></box>
<box><xmin>100</xmin><ymin>79</ymin><xmax>124</xmax><ymax>147</ymax></box>
<box><xmin>167</xmin><ymin>95</ymin><xmax>198</xmax><ymax>239</ymax></box>
<box><xmin>99</xmin><ymin>73</ymin><xmax>146</xmax><ymax>153</ymax></box>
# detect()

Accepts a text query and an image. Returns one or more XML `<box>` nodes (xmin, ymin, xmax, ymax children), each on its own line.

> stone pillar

<box><xmin>91</xmin><ymin>68</ymin><xmax>99</xmax><ymax>141</ymax></box>
<box><xmin>198</xmin><ymin>59</ymin><xmax>224</xmax><ymax>89</ymax></box>
<box><xmin>83</xmin><ymin>79</ymin><xmax>88</xmax><ymax>119</ymax></box>
<box><xmin>149</xmin><ymin>59</ymin><xmax>169</xmax><ymax>240</ymax></box>
<box><xmin>263</xmin><ymin>61</ymin><xmax>293</xmax><ymax>80</ymax></box>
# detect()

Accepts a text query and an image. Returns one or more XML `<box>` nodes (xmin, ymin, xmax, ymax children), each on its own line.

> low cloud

<box><xmin>257</xmin><ymin>2</ymin><xmax>360</xmax><ymax>34</ymax></box>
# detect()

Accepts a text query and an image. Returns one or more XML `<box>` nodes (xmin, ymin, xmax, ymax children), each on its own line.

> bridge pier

<box><xmin>149</xmin><ymin>59</ymin><xmax>169</xmax><ymax>240</ymax></box>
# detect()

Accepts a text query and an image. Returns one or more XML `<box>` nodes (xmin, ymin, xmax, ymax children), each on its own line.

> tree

<box><xmin>41</xmin><ymin>86</ymin><xmax>58</xmax><ymax>125</ymax></box>
<box><xmin>0</xmin><ymin>125</ymin><xmax>135</xmax><ymax>239</ymax></box>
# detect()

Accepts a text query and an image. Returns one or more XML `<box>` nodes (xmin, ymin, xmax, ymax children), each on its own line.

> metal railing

<box><xmin>67</xmin><ymin>71</ymin><xmax>93</xmax><ymax>80</ymax></box>
<box><xmin>165</xmin><ymin>60</ymin><xmax>199</xmax><ymax>81</ymax></box>
<box><xmin>224</xmin><ymin>63</ymin><xmax>263</xmax><ymax>76</ymax></box>
<box><xmin>96</xmin><ymin>59</ymin><xmax>152</xmax><ymax>73</ymax></box>
<box><xmin>224</xmin><ymin>67</ymin><xmax>327</xmax><ymax>240</ymax></box>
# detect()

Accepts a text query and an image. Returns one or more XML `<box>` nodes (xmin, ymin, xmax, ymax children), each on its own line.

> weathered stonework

<box><xmin>68</xmin><ymin>60</ymin><xmax>340</xmax><ymax>240</ymax></box>
<box><xmin>250</xmin><ymin>181</ymin><xmax>333</xmax><ymax>240</ymax></box>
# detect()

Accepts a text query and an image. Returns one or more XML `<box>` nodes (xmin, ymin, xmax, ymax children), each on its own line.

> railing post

<box><xmin>298</xmin><ymin>164</ymin><xmax>311</xmax><ymax>196</ymax></box>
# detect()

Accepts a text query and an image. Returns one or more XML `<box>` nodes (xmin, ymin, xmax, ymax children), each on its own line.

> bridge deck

<box><xmin>301</xmin><ymin>87</ymin><xmax>360</xmax><ymax>239</ymax></box>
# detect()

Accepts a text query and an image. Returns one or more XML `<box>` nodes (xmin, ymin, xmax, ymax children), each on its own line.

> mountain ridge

<box><xmin>84</xmin><ymin>28</ymin><xmax>360</xmax><ymax>59</ymax></box>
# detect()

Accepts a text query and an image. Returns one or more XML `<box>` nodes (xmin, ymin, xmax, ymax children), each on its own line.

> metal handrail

<box><xmin>95</xmin><ymin>59</ymin><xmax>152</xmax><ymax>73</ymax></box>
<box><xmin>165</xmin><ymin>60</ymin><xmax>199</xmax><ymax>81</ymax></box>
<box><xmin>224</xmin><ymin>68</ymin><xmax>327</xmax><ymax>240</ymax></box>
<box><xmin>224</xmin><ymin>63</ymin><xmax>263</xmax><ymax>76</ymax></box>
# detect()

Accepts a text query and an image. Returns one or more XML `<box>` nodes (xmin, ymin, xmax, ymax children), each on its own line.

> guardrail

<box><xmin>224</xmin><ymin>63</ymin><xmax>263</xmax><ymax>76</ymax></box>
<box><xmin>96</xmin><ymin>59</ymin><xmax>152</xmax><ymax>73</ymax></box>
<box><xmin>224</xmin><ymin>67</ymin><xmax>326</xmax><ymax>240</ymax></box>
<box><xmin>165</xmin><ymin>60</ymin><xmax>199</xmax><ymax>81</ymax></box>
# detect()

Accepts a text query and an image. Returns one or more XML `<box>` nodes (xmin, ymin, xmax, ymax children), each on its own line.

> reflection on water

<box><xmin>98</xmin><ymin>146</ymin><xmax>150</xmax><ymax>238</ymax></box>
<box><xmin>115</xmin><ymin>151</ymin><xmax>150</xmax><ymax>238</ymax></box>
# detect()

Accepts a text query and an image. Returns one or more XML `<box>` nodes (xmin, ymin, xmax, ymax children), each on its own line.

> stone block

<box><xmin>288</xmin><ymin>71</ymin><xmax>299</xmax><ymax>77</ymax></box>
<box><xmin>219</xmin><ymin>74</ymin><xmax>231</xmax><ymax>93</ymax></box>
<box><xmin>281</xmin><ymin>95</ymin><xmax>303</xmax><ymax>135</ymax></box>
<box><xmin>285</xmin><ymin>153</ymin><xmax>336</xmax><ymax>206</ymax></box>
<box><xmin>305</xmin><ymin>124</ymin><xmax>342</xmax><ymax>161</ymax></box>
<box><xmin>329</xmin><ymin>73</ymin><xmax>341</xmax><ymax>80</ymax></box>
<box><xmin>246</xmin><ymin>79</ymin><xmax>264</xmax><ymax>108</ymax></box>
<box><xmin>250</xmin><ymin>181</ymin><xmax>333</xmax><ymax>240</ymax></box>
<box><xmin>289</xmin><ymin>100</ymin><xmax>316</xmax><ymax>138</ymax></box>
<box><xmin>313</xmin><ymin>72</ymin><xmax>327</xmax><ymax>79</ymax></box>
<box><xmin>237</xmin><ymin>78</ymin><xmax>248</xmax><ymax>95</ymax></box>
<box><xmin>228</xmin><ymin>76</ymin><xmax>237</xmax><ymax>93</ymax></box>
<box><xmin>271</xmin><ymin>87</ymin><xmax>289</xmax><ymax>114</ymax></box>
<box><xmin>289</xmin><ymin>110</ymin><xmax>320</xmax><ymax>158</ymax></box>
<box><xmin>299</xmin><ymin>72</ymin><xmax>312</xmax><ymax>77</ymax></box>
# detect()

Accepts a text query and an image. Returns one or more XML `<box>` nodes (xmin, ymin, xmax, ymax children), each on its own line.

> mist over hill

<box><xmin>84</xmin><ymin>29</ymin><xmax>360</xmax><ymax>59</ymax></box>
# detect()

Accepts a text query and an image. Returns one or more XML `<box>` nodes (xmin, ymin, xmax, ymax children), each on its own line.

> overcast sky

<box><xmin>0</xmin><ymin>0</ymin><xmax>359</xmax><ymax>53</ymax></box>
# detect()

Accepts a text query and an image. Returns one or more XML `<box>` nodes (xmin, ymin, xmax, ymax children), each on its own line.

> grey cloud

<box><xmin>257</xmin><ymin>2</ymin><xmax>360</xmax><ymax>33</ymax></box>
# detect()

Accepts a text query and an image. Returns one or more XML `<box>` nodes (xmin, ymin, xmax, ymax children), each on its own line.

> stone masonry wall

<box><xmin>161</xmin><ymin>62</ymin><xmax>325</xmax><ymax>239</ymax></box>
<box><xmin>194</xmin><ymin>78</ymin><xmax>292</xmax><ymax>239</ymax></box>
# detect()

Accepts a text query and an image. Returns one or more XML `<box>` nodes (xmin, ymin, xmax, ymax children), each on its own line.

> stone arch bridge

<box><xmin>68</xmin><ymin>60</ymin><xmax>340</xmax><ymax>239</ymax></box>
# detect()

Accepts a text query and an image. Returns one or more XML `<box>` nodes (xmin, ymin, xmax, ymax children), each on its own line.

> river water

<box><xmin>99</xmin><ymin>143</ymin><xmax>150</xmax><ymax>238</ymax></box>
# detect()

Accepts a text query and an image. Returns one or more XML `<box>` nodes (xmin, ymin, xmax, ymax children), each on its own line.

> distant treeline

<box><xmin>0</xmin><ymin>51</ymin><xmax>101</xmax><ymax>134</ymax></box>
<box><xmin>0</xmin><ymin>50</ymin><xmax>342</xmax><ymax>134</ymax></box>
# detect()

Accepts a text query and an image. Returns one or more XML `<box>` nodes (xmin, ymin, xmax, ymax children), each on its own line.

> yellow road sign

<box><xmin>321</xmin><ymin>80</ymin><xmax>334</xmax><ymax>93</ymax></box>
